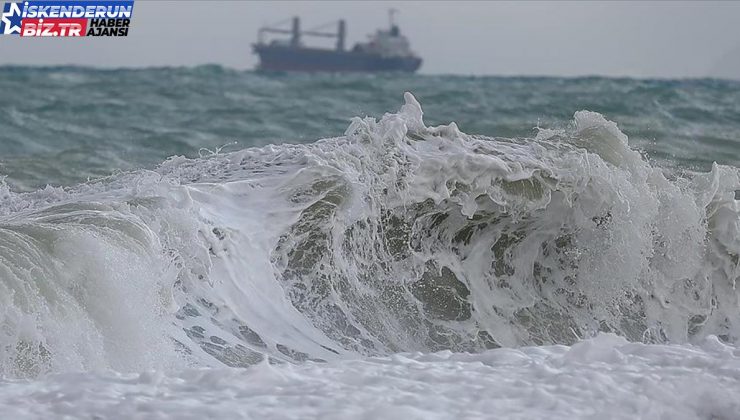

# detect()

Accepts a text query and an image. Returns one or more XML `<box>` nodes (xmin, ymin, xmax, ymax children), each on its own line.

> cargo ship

<box><xmin>253</xmin><ymin>11</ymin><xmax>422</xmax><ymax>73</ymax></box>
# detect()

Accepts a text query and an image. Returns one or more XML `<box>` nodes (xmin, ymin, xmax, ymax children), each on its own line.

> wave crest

<box><xmin>0</xmin><ymin>93</ymin><xmax>738</xmax><ymax>377</ymax></box>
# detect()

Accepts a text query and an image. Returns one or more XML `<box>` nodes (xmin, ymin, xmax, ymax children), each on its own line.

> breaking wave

<box><xmin>1</xmin><ymin>93</ymin><xmax>739</xmax><ymax>378</ymax></box>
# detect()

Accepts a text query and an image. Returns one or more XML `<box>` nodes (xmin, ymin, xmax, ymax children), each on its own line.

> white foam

<box><xmin>0</xmin><ymin>93</ymin><xmax>738</xmax><ymax>389</ymax></box>
<box><xmin>1</xmin><ymin>334</ymin><xmax>739</xmax><ymax>420</ymax></box>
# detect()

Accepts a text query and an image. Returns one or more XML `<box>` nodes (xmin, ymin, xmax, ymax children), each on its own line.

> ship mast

<box><xmin>388</xmin><ymin>9</ymin><xmax>400</xmax><ymax>36</ymax></box>
<box><xmin>257</xmin><ymin>17</ymin><xmax>347</xmax><ymax>51</ymax></box>
<box><xmin>337</xmin><ymin>20</ymin><xmax>346</xmax><ymax>51</ymax></box>
<box><xmin>291</xmin><ymin>17</ymin><xmax>300</xmax><ymax>46</ymax></box>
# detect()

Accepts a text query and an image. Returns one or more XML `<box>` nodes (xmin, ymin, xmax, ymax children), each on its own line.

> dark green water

<box><xmin>1</xmin><ymin>65</ymin><xmax>739</xmax><ymax>190</ymax></box>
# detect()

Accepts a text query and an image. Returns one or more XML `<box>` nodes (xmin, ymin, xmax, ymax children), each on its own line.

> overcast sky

<box><xmin>1</xmin><ymin>1</ymin><xmax>739</xmax><ymax>79</ymax></box>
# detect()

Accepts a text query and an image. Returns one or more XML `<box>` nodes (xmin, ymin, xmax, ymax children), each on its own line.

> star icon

<box><xmin>1</xmin><ymin>2</ymin><xmax>23</xmax><ymax>35</ymax></box>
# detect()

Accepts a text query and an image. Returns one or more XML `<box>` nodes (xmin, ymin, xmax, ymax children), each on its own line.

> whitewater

<box><xmin>1</xmin><ymin>89</ymin><xmax>740</xmax><ymax>418</ymax></box>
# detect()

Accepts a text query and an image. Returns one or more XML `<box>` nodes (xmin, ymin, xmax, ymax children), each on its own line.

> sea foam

<box><xmin>0</xmin><ymin>93</ymin><xmax>738</xmax><ymax>378</ymax></box>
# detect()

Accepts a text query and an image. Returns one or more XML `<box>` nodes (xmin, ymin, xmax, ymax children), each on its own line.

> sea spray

<box><xmin>0</xmin><ymin>93</ymin><xmax>738</xmax><ymax>378</ymax></box>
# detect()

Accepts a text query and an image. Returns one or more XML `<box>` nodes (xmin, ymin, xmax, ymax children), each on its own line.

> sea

<box><xmin>0</xmin><ymin>66</ymin><xmax>739</xmax><ymax>419</ymax></box>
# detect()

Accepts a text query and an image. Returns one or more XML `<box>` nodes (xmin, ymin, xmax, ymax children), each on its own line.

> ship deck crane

<box><xmin>258</xmin><ymin>17</ymin><xmax>347</xmax><ymax>51</ymax></box>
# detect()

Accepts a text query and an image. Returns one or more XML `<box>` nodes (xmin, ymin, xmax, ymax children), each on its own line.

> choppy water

<box><xmin>2</xmin><ymin>66</ymin><xmax>739</xmax><ymax>191</ymax></box>
<box><xmin>0</xmin><ymin>66</ymin><xmax>739</xmax><ymax>381</ymax></box>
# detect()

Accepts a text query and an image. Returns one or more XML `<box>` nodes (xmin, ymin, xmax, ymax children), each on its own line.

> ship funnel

<box><xmin>337</xmin><ymin>20</ymin><xmax>346</xmax><ymax>51</ymax></box>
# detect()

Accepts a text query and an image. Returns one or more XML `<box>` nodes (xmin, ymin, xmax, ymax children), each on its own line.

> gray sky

<box><xmin>1</xmin><ymin>1</ymin><xmax>739</xmax><ymax>79</ymax></box>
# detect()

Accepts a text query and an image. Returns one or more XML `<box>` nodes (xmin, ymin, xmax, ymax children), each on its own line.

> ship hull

<box><xmin>253</xmin><ymin>45</ymin><xmax>422</xmax><ymax>73</ymax></box>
